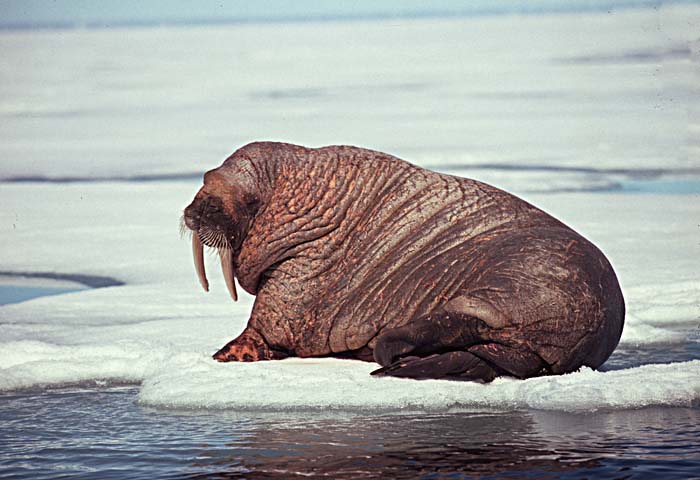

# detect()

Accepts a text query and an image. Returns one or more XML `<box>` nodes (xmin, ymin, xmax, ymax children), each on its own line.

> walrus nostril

<box><xmin>183</xmin><ymin>204</ymin><xmax>201</xmax><ymax>230</ymax></box>
<box><xmin>183</xmin><ymin>215</ymin><xmax>199</xmax><ymax>230</ymax></box>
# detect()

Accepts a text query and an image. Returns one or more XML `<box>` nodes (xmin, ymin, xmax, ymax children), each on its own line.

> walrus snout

<box><xmin>182</xmin><ymin>195</ymin><xmax>214</xmax><ymax>231</ymax></box>
<box><xmin>183</xmin><ymin>196</ymin><xmax>239</xmax><ymax>302</ymax></box>
<box><xmin>183</xmin><ymin>211</ymin><xmax>199</xmax><ymax>231</ymax></box>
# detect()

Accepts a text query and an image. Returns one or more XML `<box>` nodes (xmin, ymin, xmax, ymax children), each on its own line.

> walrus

<box><xmin>183</xmin><ymin>142</ymin><xmax>624</xmax><ymax>381</ymax></box>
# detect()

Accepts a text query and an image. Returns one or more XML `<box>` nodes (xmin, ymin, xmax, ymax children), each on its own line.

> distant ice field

<box><xmin>0</xmin><ymin>4</ymin><xmax>698</xmax><ymax>180</ymax></box>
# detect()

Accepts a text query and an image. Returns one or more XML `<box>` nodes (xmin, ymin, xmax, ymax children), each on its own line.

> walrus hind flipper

<box><xmin>370</xmin><ymin>343</ymin><xmax>547</xmax><ymax>382</ymax></box>
<box><xmin>371</xmin><ymin>310</ymin><xmax>548</xmax><ymax>382</ymax></box>
<box><xmin>370</xmin><ymin>351</ymin><xmax>498</xmax><ymax>382</ymax></box>
<box><xmin>372</xmin><ymin>311</ymin><xmax>488</xmax><ymax>367</ymax></box>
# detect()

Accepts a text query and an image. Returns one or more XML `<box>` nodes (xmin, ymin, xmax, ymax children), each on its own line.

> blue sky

<box><xmin>0</xmin><ymin>0</ymin><xmax>689</xmax><ymax>28</ymax></box>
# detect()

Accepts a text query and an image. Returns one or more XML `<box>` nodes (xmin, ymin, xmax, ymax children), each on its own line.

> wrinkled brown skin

<box><xmin>183</xmin><ymin>142</ymin><xmax>625</xmax><ymax>381</ymax></box>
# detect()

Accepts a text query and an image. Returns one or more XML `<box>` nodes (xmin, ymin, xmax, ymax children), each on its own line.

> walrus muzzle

<box><xmin>192</xmin><ymin>233</ymin><xmax>238</xmax><ymax>301</ymax></box>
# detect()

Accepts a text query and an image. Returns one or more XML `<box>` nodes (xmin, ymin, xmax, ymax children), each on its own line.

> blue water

<box><xmin>2</xmin><ymin>0</ymin><xmax>694</xmax><ymax>31</ymax></box>
<box><xmin>0</xmin><ymin>285</ymin><xmax>86</xmax><ymax>305</ymax></box>
<box><xmin>0</xmin><ymin>386</ymin><xmax>698</xmax><ymax>479</ymax></box>
<box><xmin>620</xmin><ymin>178</ymin><xmax>700</xmax><ymax>195</ymax></box>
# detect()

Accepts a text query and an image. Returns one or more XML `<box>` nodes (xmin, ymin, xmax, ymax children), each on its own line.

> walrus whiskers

<box><xmin>179</xmin><ymin>216</ymin><xmax>190</xmax><ymax>239</ymax></box>
<box><xmin>198</xmin><ymin>227</ymin><xmax>229</xmax><ymax>251</ymax></box>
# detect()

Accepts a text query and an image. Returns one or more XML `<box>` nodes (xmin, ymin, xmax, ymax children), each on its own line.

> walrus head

<box><xmin>182</xmin><ymin>167</ymin><xmax>260</xmax><ymax>302</ymax></box>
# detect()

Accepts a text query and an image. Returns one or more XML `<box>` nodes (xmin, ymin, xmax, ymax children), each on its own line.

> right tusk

<box><xmin>192</xmin><ymin>233</ymin><xmax>209</xmax><ymax>292</ymax></box>
<box><xmin>220</xmin><ymin>249</ymin><xmax>238</xmax><ymax>302</ymax></box>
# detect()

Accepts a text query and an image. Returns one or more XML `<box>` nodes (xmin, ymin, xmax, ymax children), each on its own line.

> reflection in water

<box><xmin>189</xmin><ymin>409</ymin><xmax>700</xmax><ymax>479</ymax></box>
<box><xmin>2</xmin><ymin>387</ymin><xmax>698</xmax><ymax>479</ymax></box>
<box><xmin>197</xmin><ymin>413</ymin><xmax>599</xmax><ymax>479</ymax></box>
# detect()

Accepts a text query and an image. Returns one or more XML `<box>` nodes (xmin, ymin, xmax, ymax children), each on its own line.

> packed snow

<box><xmin>1</xmin><ymin>4</ymin><xmax>698</xmax><ymax>412</ymax></box>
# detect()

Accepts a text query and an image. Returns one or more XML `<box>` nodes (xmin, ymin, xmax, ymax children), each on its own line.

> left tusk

<box><xmin>192</xmin><ymin>233</ymin><xmax>209</xmax><ymax>292</ymax></box>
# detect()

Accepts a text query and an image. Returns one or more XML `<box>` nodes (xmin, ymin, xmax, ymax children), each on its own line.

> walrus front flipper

<box><xmin>213</xmin><ymin>327</ymin><xmax>289</xmax><ymax>362</ymax></box>
<box><xmin>370</xmin><ymin>351</ymin><xmax>498</xmax><ymax>382</ymax></box>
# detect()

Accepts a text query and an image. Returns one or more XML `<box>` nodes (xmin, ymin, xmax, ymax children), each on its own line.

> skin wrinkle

<box><xmin>324</xmin><ymin>165</ymin><xmax>417</xmax><ymax>293</ymax></box>
<box><xmin>280</xmin><ymin>159</ymin><xmax>336</xmax><ymax>222</ymax></box>
<box><xmin>257</xmin><ymin>153</ymin><xmax>364</xmax><ymax>350</ymax></box>
<box><xmin>326</xmin><ymin>169</ymin><xmax>424</xmax><ymax>296</ymax></box>
<box><xmin>336</xmin><ymin>197</ymin><xmax>467</xmax><ymax>348</ymax></box>
<box><xmin>367</xmin><ymin>213</ymin><xmax>476</xmax><ymax>325</ymax></box>
<box><xmin>324</xmin><ymin>171</ymin><xmax>462</xmax><ymax>351</ymax></box>
<box><xmin>342</xmin><ymin>182</ymin><xmax>458</xmax><ymax>292</ymax></box>
<box><xmin>365</xmin><ymin>223</ymin><xmax>517</xmax><ymax>334</ymax></box>
<box><xmin>346</xmin><ymin>194</ymin><xmax>463</xmax><ymax>310</ymax></box>
<box><xmin>333</xmin><ymin>198</ymin><xmax>557</xmax><ymax>351</ymax></box>
<box><xmin>254</xmin><ymin>275</ymin><xmax>296</xmax><ymax>348</ymax></box>
<box><xmin>306</xmin><ymin>168</ymin><xmax>384</xmax><ymax>283</ymax></box>
<box><xmin>359</xmin><ymin>164</ymin><xmax>415</xmax><ymax>219</ymax></box>
<box><xmin>315</xmin><ymin>169</ymin><xmax>401</xmax><ymax>351</ymax></box>
<box><xmin>184</xmin><ymin>142</ymin><xmax>625</xmax><ymax>380</ymax></box>
<box><xmin>290</xmin><ymin>154</ymin><xmax>393</xmax><ymax>352</ymax></box>
<box><xmin>375</xmin><ymin>234</ymin><xmax>483</xmax><ymax>332</ymax></box>
<box><xmin>265</xmin><ymin>164</ymin><xmax>350</xmax><ymax>255</ymax></box>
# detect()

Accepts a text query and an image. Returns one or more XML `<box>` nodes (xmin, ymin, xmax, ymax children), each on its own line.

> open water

<box><xmin>1</xmin><ymin>384</ymin><xmax>699</xmax><ymax>479</ymax></box>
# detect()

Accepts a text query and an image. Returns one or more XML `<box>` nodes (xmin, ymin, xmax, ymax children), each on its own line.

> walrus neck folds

<box><xmin>231</xmin><ymin>142</ymin><xmax>354</xmax><ymax>295</ymax></box>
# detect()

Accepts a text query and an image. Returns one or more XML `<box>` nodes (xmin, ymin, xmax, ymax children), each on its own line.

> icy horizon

<box><xmin>1</xmin><ymin>0</ymin><xmax>696</xmax><ymax>30</ymax></box>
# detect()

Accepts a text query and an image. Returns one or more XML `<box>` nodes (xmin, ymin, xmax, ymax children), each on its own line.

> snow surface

<box><xmin>1</xmin><ymin>5</ymin><xmax>699</xmax><ymax>412</ymax></box>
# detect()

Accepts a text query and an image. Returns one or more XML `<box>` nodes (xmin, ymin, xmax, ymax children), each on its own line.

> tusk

<box><xmin>220</xmin><ymin>249</ymin><xmax>238</xmax><ymax>302</ymax></box>
<box><xmin>192</xmin><ymin>233</ymin><xmax>209</xmax><ymax>292</ymax></box>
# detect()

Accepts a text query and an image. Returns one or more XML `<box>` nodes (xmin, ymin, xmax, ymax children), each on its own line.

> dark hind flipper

<box><xmin>370</xmin><ymin>343</ymin><xmax>546</xmax><ymax>382</ymax></box>
<box><xmin>373</xmin><ymin>311</ymin><xmax>488</xmax><ymax>367</ymax></box>
<box><xmin>370</xmin><ymin>351</ymin><xmax>498</xmax><ymax>382</ymax></box>
<box><xmin>467</xmin><ymin>343</ymin><xmax>548</xmax><ymax>379</ymax></box>
<box><xmin>372</xmin><ymin>309</ymin><xmax>547</xmax><ymax>382</ymax></box>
